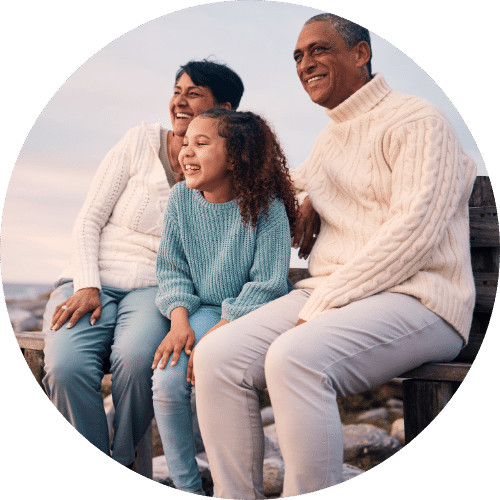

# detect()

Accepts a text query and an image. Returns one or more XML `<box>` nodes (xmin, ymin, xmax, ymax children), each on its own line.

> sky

<box><xmin>0</xmin><ymin>0</ymin><xmax>490</xmax><ymax>285</ymax></box>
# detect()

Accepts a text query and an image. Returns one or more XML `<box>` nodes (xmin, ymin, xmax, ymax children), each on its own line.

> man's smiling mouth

<box><xmin>307</xmin><ymin>75</ymin><xmax>325</xmax><ymax>83</ymax></box>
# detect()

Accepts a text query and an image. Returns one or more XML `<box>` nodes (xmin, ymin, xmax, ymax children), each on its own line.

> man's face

<box><xmin>294</xmin><ymin>20</ymin><xmax>363</xmax><ymax>110</ymax></box>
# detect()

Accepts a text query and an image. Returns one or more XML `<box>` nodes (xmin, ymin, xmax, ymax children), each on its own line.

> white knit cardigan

<box><xmin>59</xmin><ymin>121</ymin><xmax>171</xmax><ymax>291</ymax></box>
<box><xmin>292</xmin><ymin>74</ymin><xmax>476</xmax><ymax>342</ymax></box>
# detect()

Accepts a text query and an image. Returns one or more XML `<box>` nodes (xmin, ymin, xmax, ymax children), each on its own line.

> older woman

<box><xmin>41</xmin><ymin>59</ymin><xmax>244</xmax><ymax>468</ymax></box>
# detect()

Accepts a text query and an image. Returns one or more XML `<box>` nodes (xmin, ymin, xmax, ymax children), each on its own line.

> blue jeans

<box><xmin>42</xmin><ymin>281</ymin><xmax>168</xmax><ymax>465</ymax></box>
<box><xmin>152</xmin><ymin>305</ymin><xmax>221</xmax><ymax>492</ymax></box>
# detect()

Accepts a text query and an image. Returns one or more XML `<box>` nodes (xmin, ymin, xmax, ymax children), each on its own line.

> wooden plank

<box><xmin>469</xmin><ymin>176</ymin><xmax>496</xmax><ymax>207</ymax></box>
<box><xmin>474</xmin><ymin>272</ymin><xmax>498</xmax><ymax>311</ymax></box>
<box><xmin>469</xmin><ymin>207</ymin><xmax>499</xmax><ymax>247</ymax></box>
<box><xmin>399</xmin><ymin>362</ymin><xmax>470</xmax><ymax>382</ymax></box>
<box><xmin>23</xmin><ymin>349</ymin><xmax>46</xmax><ymax>389</ymax></box>
<box><xmin>16</xmin><ymin>331</ymin><xmax>45</xmax><ymax>350</ymax></box>
<box><xmin>403</xmin><ymin>379</ymin><xmax>460</xmax><ymax>444</ymax></box>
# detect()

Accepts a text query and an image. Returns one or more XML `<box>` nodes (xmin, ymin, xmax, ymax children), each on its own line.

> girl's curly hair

<box><xmin>199</xmin><ymin>108</ymin><xmax>299</xmax><ymax>231</ymax></box>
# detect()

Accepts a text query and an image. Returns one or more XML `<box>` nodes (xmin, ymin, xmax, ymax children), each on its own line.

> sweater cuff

<box><xmin>298</xmin><ymin>285</ymin><xmax>336</xmax><ymax>321</ymax></box>
<box><xmin>73</xmin><ymin>268</ymin><xmax>102</xmax><ymax>293</ymax></box>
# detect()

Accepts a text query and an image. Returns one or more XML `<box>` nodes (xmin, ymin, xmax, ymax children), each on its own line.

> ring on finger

<box><xmin>61</xmin><ymin>305</ymin><xmax>68</xmax><ymax>310</ymax></box>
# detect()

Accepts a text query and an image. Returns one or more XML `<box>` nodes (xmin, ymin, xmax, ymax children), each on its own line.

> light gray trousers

<box><xmin>193</xmin><ymin>289</ymin><xmax>463</xmax><ymax>499</ymax></box>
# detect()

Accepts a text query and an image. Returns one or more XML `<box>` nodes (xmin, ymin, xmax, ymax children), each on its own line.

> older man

<box><xmin>194</xmin><ymin>13</ymin><xmax>476</xmax><ymax>498</ymax></box>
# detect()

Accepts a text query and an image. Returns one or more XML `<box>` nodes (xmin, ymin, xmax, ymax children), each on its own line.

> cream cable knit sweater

<box><xmin>60</xmin><ymin>121</ymin><xmax>171</xmax><ymax>292</ymax></box>
<box><xmin>292</xmin><ymin>74</ymin><xmax>476</xmax><ymax>342</ymax></box>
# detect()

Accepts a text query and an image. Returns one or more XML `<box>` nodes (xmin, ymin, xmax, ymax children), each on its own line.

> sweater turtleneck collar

<box><xmin>325</xmin><ymin>73</ymin><xmax>391</xmax><ymax>123</ymax></box>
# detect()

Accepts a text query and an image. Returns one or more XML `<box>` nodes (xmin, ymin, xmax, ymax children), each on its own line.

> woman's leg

<box><xmin>152</xmin><ymin>305</ymin><xmax>221</xmax><ymax>492</ymax></box>
<box><xmin>109</xmin><ymin>286</ymin><xmax>170</xmax><ymax>466</ymax></box>
<box><xmin>193</xmin><ymin>291</ymin><xmax>309</xmax><ymax>499</ymax></box>
<box><xmin>42</xmin><ymin>282</ymin><xmax>120</xmax><ymax>456</ymax></box>
<box><xmin>265</xmin><ymin>292</ymin><xmax>463</xmax><ymax>496</ymax></box>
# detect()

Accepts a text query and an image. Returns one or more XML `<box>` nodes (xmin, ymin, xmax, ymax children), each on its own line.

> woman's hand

<box><xmin>186</xmin><ymin>318</ymin><xmax>229</xmax><ymax>385</ymax></box>
<box><xmin>152</xmin><ymin>308</ymin><xmax>195</xmax><ymax>370</ymax></box>
<box><xmin>292</xmin><ymin>196</ymin><xmax>321</xmax><ymax>259</ymax></box>
<box><xmin>49</xmin><ymin>287</ymin><xmax>102</xmax><ymax>330</ymax></box>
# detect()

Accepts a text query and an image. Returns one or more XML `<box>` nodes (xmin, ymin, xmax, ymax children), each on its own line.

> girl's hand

<box><xmin>49</xmin><ymin>287</ymin><xmax>102</xmax><ymax>330</ymax></box>
<box><xmin>152</xmin><ymin>308</ymin><xmax>195</xmax><ymax>370</ymax></box>
<box><xmin>186</xmin><ymin>318</ymin><xmax>229</xmax><ymax>385</ymax></box>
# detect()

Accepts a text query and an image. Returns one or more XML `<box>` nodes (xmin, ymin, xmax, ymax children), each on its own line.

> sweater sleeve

<box><xmin>290</xmin><ymin>161</ymin><xmax>310</xmax><ymax>206</ymax></box>
<box><xmin>155</xmin><ymin>188</ymin><xmax>200</xmax><ymax>319</ymax></box>
<box><xmin>71</xmin><ymin>128</ymin><xmax>134</xmax><ymax>291</ymax></box>
<box><xmin>299</xmin><ymin>115</ymin><xmax>469</xmax><ymax>321</ymax></box>
<box><xmin>221</xmin><ymin>202</ymin><xmax>292</xmax><ymax>321</ymax></box>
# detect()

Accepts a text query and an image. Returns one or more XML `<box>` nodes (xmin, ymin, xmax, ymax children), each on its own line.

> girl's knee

<box><xmin>152</xmin><ymin>363</ymin><xmax>191</xmax><ymax>403</ymax></box>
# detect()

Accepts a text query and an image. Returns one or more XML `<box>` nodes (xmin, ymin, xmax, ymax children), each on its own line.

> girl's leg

<box><xmin>265</xmin><ymin>292</ymin><xmax>463</xmax><ymax>496</ymax></box>
<box><xmin>42</xmin><ymin>282</ymin><xmax>120</xmax><ymax>456</ymax></box>
<box><xmin>152</xmin><ymin>305</ymin><xmax>221</xmax><ymax>492</ymax></box>
<box><xmin>109</xmin><ymin>286</ymin><xmax>170</xmax><ymax>465</ymax></box>
<box><xmin>193</xmin><ymin>291</ymin><xmax>309</xmax><ymax>499</ymax></box>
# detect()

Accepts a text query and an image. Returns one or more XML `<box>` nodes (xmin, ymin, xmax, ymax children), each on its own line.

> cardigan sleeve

<box><xmin>221</xmin><ymin>202</ymin><xmax>292</xmax><ymax>321</ymax></box>
<box><xmin>155</xmin><ymin>188</ymin><xmax>201</xmax><ymax>319</ymax></box>
<box><xmin>299</xmin><ymin>115</ymin><xmax>471</xmax><ymax>321</ymax></box>
<box><xmin>71</xmin><ymin>128</ymin><xmax>134</xmax><ymax>291</ymax></box>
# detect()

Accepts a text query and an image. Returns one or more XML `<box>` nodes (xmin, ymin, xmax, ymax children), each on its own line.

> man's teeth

<box><xmin>177</xmin><ymin>113</ymin><xmax>191</xmax><ymax>118</ymax></box>
<box><xmin>308</xmin><ymin>76</ymin><xmax>324</xmax><ymax>83</ymax></box>
<box><xmin>185</xmin><ymin>165</ymin><xmax>200</xmax><ymax>171</ymax></box>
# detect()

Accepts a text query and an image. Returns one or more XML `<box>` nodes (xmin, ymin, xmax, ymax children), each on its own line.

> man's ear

<box><xmin>354</xmin><ymin>41</ymin><xmax>371</xmax><ymax>69</ymax></box>
<box><xmin>219</xmin><ymin>101</ymin><xmax>232</xmax><ymax>110</ymax></box>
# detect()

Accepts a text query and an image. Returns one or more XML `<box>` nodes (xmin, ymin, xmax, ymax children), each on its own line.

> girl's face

<box><xmin>179</xmin><ymin>117</ymin><xmax>233</xmax><ymax>203</ymax></box>
<box><xmin>169</xmin><ymin>73</ymin><xmax>218</xmax><ymax>137</ymax></box>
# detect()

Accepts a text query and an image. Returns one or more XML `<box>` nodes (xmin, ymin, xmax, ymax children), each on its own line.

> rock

<box><xmin>390</xmin><ymin>418</ymin><xmax>405</xmax><ymax>445</ymax></box>
<box><xmin>387</xmin><ymin>398</ymin><xmax>404</xmax><ymax>418</ymax></box>
<box><xmin>341</xmin><ymin>463</ymin><xmax>365</xmax><ymax>482</ymax></box>
<box><xmin>261</xmin><ymin>406</ymin><xmax>275</xmax><ymax>426</ymax></box>
<box><xmin>342</xmin><ymin>424</ymin><xmax>402</xmax><ymax>461</ymax></box>
<box><xmin>263</xmin><ymin>424</ymin><xmax>282</xmax><ymax>460</ymax></box>
<box><xmin>153</xmin><ymin>455</ymin><xmax>170</xmax><ymax>483</ymax></box>
<box><xmin>7</xmin><ymin>305</ymin><xmax>39</xmax><ymax>332</ymax></box>
<box><xmin>356</xmin><ymin>407</ymin><xmax>389</xmax><ymax>424</ymax></box>
<box><xmin>387</xmin><ymin>398</ymin><xmax>403</xmax><ymax>411</ymax></box>
<box><xmin>263</xmin><ymin>457</ymin><xmax>285</xmax><ymax>497</ymax></box>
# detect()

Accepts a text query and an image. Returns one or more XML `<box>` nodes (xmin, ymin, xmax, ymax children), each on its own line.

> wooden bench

<box><xmin>14</xmin><ymin>175</ymin><xmax>498</xmax><ymax>467</ymax></box>
<box><xmin>400</xmin><ymin>176</ymin><xmax>498</xmax><ymax>443</ymax></box>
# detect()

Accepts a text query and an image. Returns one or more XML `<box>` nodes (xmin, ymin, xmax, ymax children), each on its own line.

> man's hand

<box><xmin>186</xmin><ymin>318</ymin><xmax>229</xmax><ymax>385</ymax></box>
<box><xmin>152</xmin><ymin>308</ymin><xmax>195</xmax><ymax>370</ymax></box>
<box><xmin>49</xmin><ymin>287</ymin><xmax>102</xmax><ymax>330</ymax></box>
<box><xmin>292</xmin><ymin>196</ymin><xmax>320</xmax><ymax>259</ymax></box>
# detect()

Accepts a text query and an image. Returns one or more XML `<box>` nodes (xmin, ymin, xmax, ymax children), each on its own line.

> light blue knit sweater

<box><xmin>156</xmin><ymin>182</ymin><xmax>293</xmax><ymax>322</ymax></box>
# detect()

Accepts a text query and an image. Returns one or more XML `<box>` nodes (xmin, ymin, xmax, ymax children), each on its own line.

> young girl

<box><xmin>151</xmin><ymin>108</ymin><xmax>298</xmax><ymax>494</ymax></box>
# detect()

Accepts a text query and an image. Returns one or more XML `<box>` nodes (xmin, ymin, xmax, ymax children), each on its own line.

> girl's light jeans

<box><xmin>42</xmin><ymin>281</ymin><xmax>168</xmax><ymax>466</ymax></box>
<box><xmin>152</xmin><ymin>305</ymin><xmax>221</xmax><ymax>492</ymax></box>
<box><xmin>193</xmin><ymin>289</ymin><xmax>463</xmax><ymax>499</ymax></box>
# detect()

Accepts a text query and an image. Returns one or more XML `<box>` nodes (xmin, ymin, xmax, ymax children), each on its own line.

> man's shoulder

<box><xmin>383</xmin><ymin>90</ymin><xmax>448</xmax><ymax>123</ymax></box>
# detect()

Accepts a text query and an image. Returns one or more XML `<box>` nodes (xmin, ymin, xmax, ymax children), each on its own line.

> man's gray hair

<box><xmin>305</xmin><ymin>13</ymin><xmax>372</xmax><ymax>78</ymax></box>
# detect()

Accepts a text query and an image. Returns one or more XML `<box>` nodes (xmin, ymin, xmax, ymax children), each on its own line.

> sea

<box><xmin>2</xmin><ymin>282</ymin><xmax>54</xmax><ymax>301</ymax></box>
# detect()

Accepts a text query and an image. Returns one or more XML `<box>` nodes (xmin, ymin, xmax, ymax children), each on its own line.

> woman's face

<box><xmin>169</xmin><ymin>72</ymin><xmax>218</xmax><ymax>137</ymax></box>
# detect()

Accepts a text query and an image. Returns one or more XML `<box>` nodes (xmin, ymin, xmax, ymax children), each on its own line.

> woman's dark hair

<box><xmin>199</xmin><ymin>108</ymin><xmax>299</xmax><ymax>231</ymax></box>
<box><xmin>175</xmin><ymin>59</ymin><xmax>244</xmax><ymax>110</ymax></box>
